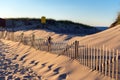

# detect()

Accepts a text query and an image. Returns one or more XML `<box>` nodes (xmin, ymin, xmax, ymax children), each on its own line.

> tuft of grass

<box><xmin>110</xmin><ymin>12</ymin><xmax>120</xmax><ymax>28</ymax></box>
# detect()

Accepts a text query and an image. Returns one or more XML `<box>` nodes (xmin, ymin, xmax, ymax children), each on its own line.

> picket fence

<box><xmin>0</xmin><ymin>30</ymin><xmax>119</xmax><ymax>80</ymax></box>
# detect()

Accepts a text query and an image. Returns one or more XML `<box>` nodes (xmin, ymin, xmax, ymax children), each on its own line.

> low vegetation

<box><xmin>5</xmin><ymin>18</ymin><xmax>100</xmax><ymax>35</ymax></box>
<box><xmin>110</xmin><ymin>13</ymin><xmax>120</xmax><ymax>28</ymax></box>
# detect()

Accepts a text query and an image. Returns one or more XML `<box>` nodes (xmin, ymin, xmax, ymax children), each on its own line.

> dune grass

<box><xmin>110</xmin><ymin>13</ymin><xmax>120</xmax><ymax>28</ymax></box>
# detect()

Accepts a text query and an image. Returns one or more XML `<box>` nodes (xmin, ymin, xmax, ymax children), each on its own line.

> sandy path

<box><xmin>0</xmin><ymin>41</ymin><xmax>41</xmax><ymax>80</ymax></box>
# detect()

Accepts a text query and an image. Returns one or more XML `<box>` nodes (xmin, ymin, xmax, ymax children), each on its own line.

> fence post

<box><xmin>3</xmin><ymin>30</ymin><xmax>7</xmax><ymax>39</ymax></box>
<box><xmin>48</xmin><ymin>37</ymin><xmax>52</xmax><ymax>52</ymax></box>
<box><xmin>11</xmin><ymin>31</ymin><xmax>14</xmax><ymax>41</ymax></box>
<box><xmin>75</xmin><ymin>41</ymin><xmax>79</xmax><ymax>59</ymax></box>
<box><xmin>31</xmin><ymin>34</ymin><xmax>35</xmax><ymax>47</ymax></box>
<box><xmin>1</xmin><ymin>29</ymin><xmax>4</xmax><ymax>39</ymax></box>
<box><xmin>20</xmin><ymin>33</ymin><xmax>24</xmax><ymax>43</ymax></box>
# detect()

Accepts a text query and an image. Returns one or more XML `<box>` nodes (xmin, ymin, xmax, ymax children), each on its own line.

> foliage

<box><xmin>110</xmin><ymin>12</ymin><xmax>120</xmax><ymax>28</ymax></box>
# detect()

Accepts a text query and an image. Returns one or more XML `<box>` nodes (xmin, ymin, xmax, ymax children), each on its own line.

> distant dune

<box><xmin>5</xmin><ymin>18</ymin><xmax>100</xmax><ymax>36</ymax></box>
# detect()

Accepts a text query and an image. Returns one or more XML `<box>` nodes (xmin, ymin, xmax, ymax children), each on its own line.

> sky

<box><xmin>0</xmin><ymin>0</ymin><xmax>120</xmax><ymax>26</ymax></box>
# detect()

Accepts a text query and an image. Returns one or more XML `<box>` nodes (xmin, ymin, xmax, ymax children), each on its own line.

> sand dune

<box><xmin>0</xmin><ymin>41</ymin><xmax>41</xmax><ymax>80</ymax></box>
<box><xmin>1</xmin><ymin>25</ymin><xmax>120</xmax><ymax>80</ymax></box>
<box><xmin>70</xmin><ymin>25</ymin><xmax>120</xmax><ymax>50</ymax></box>
<box><xmin>0</xmin><ymin>40</ymin><xmax>112</xmax><ymax>80</ymax></box>
<box><xmin>13</xmin><ymin>25</ymin><xmax>120</xmax><ymax>51</ymax></box>
<box><xmin>15</xmin><ymin>25</ymin><xmax>120</xmax><ymax>49</ymax></box>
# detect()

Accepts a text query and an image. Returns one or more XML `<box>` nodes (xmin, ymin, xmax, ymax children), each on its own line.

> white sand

<box><xmin>70</xmin><ymin>25</ymin><xmax>120</xmax><ymax>51</ymax></box>
<box><xmin>0</xmin><ymin>40</ymin><xmax>113</xmax><ymax>80</ymax></box>
<box><xmin>13</xmin><ymin>25</ymin><xmax>120</xmax><ymax>51</ymax></box>
<box><xmin>1</xmin><ymin>25</ymin><xmax>120</xmax><ymax>80</ymax></box>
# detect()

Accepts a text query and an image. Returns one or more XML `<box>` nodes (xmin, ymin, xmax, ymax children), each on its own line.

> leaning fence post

<box><xmin>75</xmin><ymin>41</ymin><xmax>79</xmax><ymax>59</ymax></box>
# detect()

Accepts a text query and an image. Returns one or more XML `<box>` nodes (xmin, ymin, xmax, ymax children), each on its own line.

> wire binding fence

<box><xmin>0</xmin><ymin>30</ymin><xmax>119</xmax><ymax>80</ymax></box>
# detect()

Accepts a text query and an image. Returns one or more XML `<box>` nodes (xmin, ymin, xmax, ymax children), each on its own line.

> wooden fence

<box><xmin>0</xmin><ymin>31</ymin><xmax>119</xmax><ymax>80</ymax></box>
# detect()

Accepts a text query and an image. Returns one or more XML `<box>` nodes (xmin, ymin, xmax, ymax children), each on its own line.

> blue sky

<box><xmin>0</xmin><ymin>0</ymin><xmax>120</xmax><ymax>26</ymax></box>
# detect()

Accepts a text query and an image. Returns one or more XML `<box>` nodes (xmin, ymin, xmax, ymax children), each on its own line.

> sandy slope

<box><xmin>1</xmin><ymin>25</ymin><xmax>120</xmax><ymax>80</ymax></box>
<box><xmin>14</xmin><ymin>29</ymin><xmax>70</xmax><ymax>42</ymax></box>
<box><xmin>0</xmin><ymin>40</ymin><xmax>112</xmax><ymax>80</ymax></box>
<box><xmin>13</xmin><ymin>25</ymin><xmax>120</xmax><ymax>51</ymax></box>
<box><xmin>14</xmin><ymin>29</ymin><xmax>76</xmax><ymax>42</ymax></box>
<box><xmin>70</xmin><ymin>25</ymin><xmax>120</xmax><ymax>50</ymax></box>
<box><xmin>0</xmin><ymin>41</ymin><xmax>41</xmax><ymax>80</ymax></box>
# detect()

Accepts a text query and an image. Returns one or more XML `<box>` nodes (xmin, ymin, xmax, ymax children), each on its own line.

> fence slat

<box><xmin>86</xmin><ymin>45</ymin><xmax>87</xmax><ymax>66</ymax></box>
<box><xmin>102</xmin><ymin>45</ymin><xmax>104</xmax><ymax>74</ymax></box>
<box><xmin>112</xmin><ymin>49</ymin><xmax>115</xmax><ymax>79</ymax></box>
<box><xmin>116</xmin><ymin>50</ymin><xmax>118</xmax><ymax>80</ymax></box>
<box><xmin>108</xmin><ymin>48</ymin><xmax>111</xmax><ymax>77</ymax></box>
<box><xmin>93</xmin><ymin>47</ymin><xmax>96</xmax><ymax>70</ymax></box>
<box><xmin>96</xmin><ymin>47</ymin><xmax>98</xmax><ymax>71</ymax></box>
<box><xmin>75</xmin><ymin>41</ymin><xmax>79</xmax><ymax>59</ymax></box>
<box><xmin>99</xmin><ymin>47</ymin><xmax>102</xmax><ymax>72</ymax></box>
<box><xmin>88</xmin><ymin>45</ymin><xmax>91</xmax><ymax>68</ymax></box>
<box><xmin>105</xmin><ymin>47</ymin><xmax>108</xmax><ymax>76</ymax></box>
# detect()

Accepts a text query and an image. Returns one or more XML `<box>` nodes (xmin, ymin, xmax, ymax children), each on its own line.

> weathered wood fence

<box><xmin>0</xmin><ymin>31</ymin><xmax>119</xmax><ymax>80</ymax></box>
